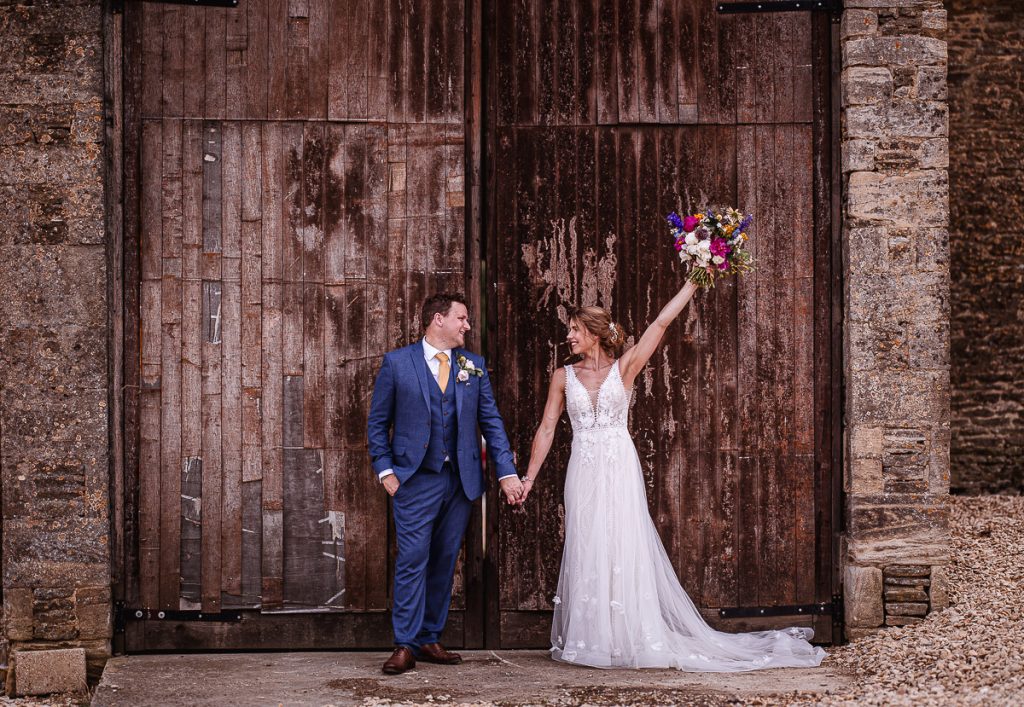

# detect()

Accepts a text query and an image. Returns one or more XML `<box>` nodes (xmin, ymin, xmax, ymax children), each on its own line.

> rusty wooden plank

<box><xmin>536</xmin><ymin>0</ymin><xmax>556</xmax><ymax>125</ymax></box>
<box><xmin>180</xmin><ymin>457</ymin><xmax>202</xmax><ymax>607</ymax></box>
<box><xmin>654</xmin><ymin>0</ymin><xmax>679</xmax><ymax>123</ymax></box>
<box><xmin>407</xmin><ymin>0</ymin><xmax>426</xmax><ymax>123</ymax></box>
<box><xmin>283</xmin><ymin>374</ymin><xmax>304</xmax><ymax>449</ymax></box>
<box><xmin>424</xmin><ymin>0</ymin><xmax>445</xmax><ymax>119</ymax></box>
<box><xmin>366</xmin><ymin>126</ymin><xmax>390</xmax><ymax>283</ymax></box>
<box><xmin>240</xmin><ymin>479</ymin><xmax>263</xmax><ymax>606</ymax></box>
<box><xmin>575</xmin><ymin>0</ymin><xmax>596</xmax><ymax>125</ymax></box>
<box><xmin>342</xmin><ymin>125</ymin><xmax>369</xmax><ymax>281</ymax></box>
<box><xmin>303</xmin><ymin>283</ymin><xmax>326</xmax><ymax>449</ymax></box>
<box><xmin>321</xmin><ymin>450</ymin><xmax>348</xmax><ymax>605</ymax></box>
<box><xmin>775</xmin><ymin>14</ymin><xmax>796</xmax><ymax>124</ymax></box>
<box><xmin>181</xmin><ymin>119</ymin><xmax>203</xmax><ymax>483</ymax></box>
<box><xmin>262</xmin><ymin>122</ymin><xmax>284</xmax><ymax>283</ymax></box>
<box><xmin>204</xmin><ymin>7</ymin><xmax>226</xmax><ymax>119</ymax></box>
<box><xmin>387</xmin><ymin>0</ymin><xmax>409</xmax><ymax>124</ymax></box>
<box><xmin>268</xmin><ymin>0</ymin><xmax>288</xmax><ymax>119</ymax></box>
<box><xmin>717</xmin><ymin>15</ymin><xmax>737</xmax><ymax>125</ymax></box>
<box><xmin>493</xmin><ymin>0</ymin><xmax>515</xmax><ymax>126</ymax></box>
<box><xmin>283</xmin><ymin>450</ymin><xmax>341</xmax><ymax>609</ymax></box>
<box><xmin>200</xmin><ymin>277</ymin><xmax>223</xmax><ymax>611</ymax></box>
<box><xmin>260</xmin><ymin>280</ymin><xmax>284</xmax><ymax>510</ymax></box>
<box><xmin>734</xmin><ymin>124</ymin><xmax>761</xmax><ymax>605</ymax></box>
<box><xmin>283</xmin><ymin>123</ymin><xmax>304</xmax><ymax>285</ymax></box>
<box><xmin>285</xmin><ymin>10</ymin><xmax>310</xmax><ymax>118</ymax></box>
<box><xmin>222</xmin><ymin>123</ymin><xmax>242</xmax><ymax>263</ymax></box>
<box><xmin>308</xmin><ymin>0</ymin><xmax>330</xmax><ymax>119</ymax></box>
<box><xmin>222</xmin><ymin>276</ymin><xmax>243</xmax><ymax>598</ymax></box>
<box><xmin>444</xmin><ymin>0</ymin><xmax>464</xmax><ymax>124</ymax></box>
<box><xmin>324</xmin><ymin>124</ymin><xmax>345</xmax><ymax>284</ymax></box>
<box><xmin>261</xmin><ymin>508</ymin><xmax>284</xmax><ymax>610</ymax></box>
<box><xmin>283</xmin><ymin>283</ymin><xmax>305</xmax><ymax>378</ymax></box>
<box><xmin>302</xmin><ymin>122</ymin><xmax>326</xmax><ymax>283</ymax></box>
<box><xmin>552</xmin><ymin>0</ymin><xmax>576</xmax><ymax>125</ymax></box>
<box><xmin>793</xmin><ymin>14</ymin><xmax>813</xmax><ymax>124</ymax></box>
<box><xmin>182</xmin><ymin>6</ymin><xmax>205</xmax><ymax>116</ymax></box>
<box><xmin>161</xmin><ymin>6</ymin><xmax>184</xmax><ymax>117</ymax></box>
<box><xmin>141</xmin><ymin>3</ymin><xmax>163</xmax><ymax>118</ymax></box>
<box><xmin>324</xmin><ymin>285</ymin><xmax>347</xmax><ymax>446</ymax></box>
<box><xmin>595</xmin><ymin>0</ymin><xmax>617</xmax><ymax>124</ymax></box>
<box><xmin>202</xmin><ymin>122</ymin><xmax>223</xmax><ymax>254</ymax></box>
<box><xmin>350</xmin><ymin>0</ymin><xmax>371</xmax><ymax>119</ymax></box>
<box><xmin>159</xmin><ymin>269</ymin><xmax>183</xmax><ymax>611</ymax></box>
<box><xmin>141</xmin><ymin>121</ymin><xmax>163</xmax><ymax>282</ymax></box>
<box><xmin>677</xmin><ymin>0</ymin><xmax>697</xmax><ymax>121</ymax></box>
<box><xmin>754</xmin><ymin>14</ymin><xmax>776</xmax><ymax>124</ymax></box>
<box><xmin>735</xmin><ymin>13</ymin><xmax>756</xmax><ymax>125</ymax></box>
<box><xmin>513</xmin><ymin>0</ymin><xmax>537</xmax><ymax>125</ymax></box>
<box><xmin>616</xmin><ymin>0</ymin><xmax>639</xmax><ymax>123</ymax></box>
<box><xmin>696</xmin><ymin>0</ymin><xmax>719</xmax><ymax>125</ymax></box>
<box><xmin>225</xmin><ymin>0</ymin><xmax>247</xmax><ymax>121</ymax></box>
<box><xmin>636</xmin><ymin>0</ymin><xmax>658</xmax><ymax>123</ymax></box>
<box><xmin>139</xmin><ymin>384</ymin><xmax>161</xmax><ymax>610</ymax></box>
<box><xmin>327</xmin><ymin>0</ymin><xmax>350</xmax><ymax>120</ymax></box>
<box><xmin>366</xmin><ymin>0</ymin><xmax>388</xmax><ymax>121</ymax></box>
<box><xmin>245</xmin><ymin>0</ymin><xmax>269</xmax><ymax>119</ymax></box>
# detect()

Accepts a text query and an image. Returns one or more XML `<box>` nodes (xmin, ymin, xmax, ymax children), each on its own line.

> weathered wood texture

<box><xmin>488</xmin><ymin>1</ymin><xmax>835</xmax><ymax>644</ymax></box>
<box><xmin>126</xmin><ymin>0</ymin><xmax>468</xmax><ymax>641</ymax></box>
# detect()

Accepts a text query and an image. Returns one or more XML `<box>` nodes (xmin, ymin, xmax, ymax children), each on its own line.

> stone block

<box><xmin>916</xmin><ymin>66</ymin><xmax>947</xmax><ymax>101</ymax></box>
<box><xmin>886</xmin><ymin>601</ymin><xmax>929</xmax><ymax>616</ymax></box>
<box><xmin>850</xmin><ymin>425</ymin><xmax>884</xmax><ymax>459</ymax></box>
<box><xmin>847</xmin><ymin>370</ymin><xmax>949</xmax><ymax>426</ymax></box>
<box><xmin>842</xmin><ymin>67</ymin><xmax>893</xmax><ymax>106</ymax></box>
<box><xmin>849</xmin><ymin>457</ymin><xmax>883</xmax><ymax>494</ymax></box>
<box><xmin>885</xmin><ymin>587</ymin><xmax>929</xmax><ymax>602</ymax></box>
<box><xmin>884</xmin><ymin>575</ymin><xmax>930</xmax><ymax>587</ymax></box>
<box><xmin>847</xmin><ymin>493</ymin><xmax>950</xmax><ymax>564</ymax></box>
<box><xmin>4</xmin><ymin>588</ymin><xmax>34</xmax><ymax>641</ymax></box>
<box><xmin>885</xmin><ymin>615</ymin><xmax>924</xmax><ymax>626</ymax></box>
<box><xmin>3</xmin><ymin>518</ymin><xmax>110</xmax><ymax>588</ymax></box>
<box><xmin>75</xmin><ymin>586</ymin><xmax>111</xmax><ymax>640</ymax></box>
<box><xmin>884</xmin><ymin>564</ymin><xmax>931</xmax><ymax>578</ymax></box>
<box><xmin>13</xmin><ymin>648</ymin><xmax>87</xmax><ymax>696</ymax></box>
<box><xmin>845</xmin><ymin>101</ymin><xmax>948</xmax><ymax>140</ymax></box>
<box><xmin>841</xmin><ymin>10</ymin><xmax>878</xmax><ymax>40</ymax></box>
<box><xmin>843</xmin><ymin>36</ymin><xmax>947</xmax><ymax>69</ymax></box>
<box><xmin>929</xmin><ymin>564</ymin><xmax>949</xmax><ymax>609</ymax></box>
<box><xmin>844</xmin><ymin>564</ymin><xmax>884</xmax><ymax>628</ymax></box>
<box><xmin>847</xmin><ymin>170</ymin><xmax>948</xmax><ymax>228</ymax></box>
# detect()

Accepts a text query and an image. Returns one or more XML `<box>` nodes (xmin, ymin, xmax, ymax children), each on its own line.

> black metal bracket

<box><xmin>718</xmin><ymin>594</ymin><xmax>843</xmax><ymax>620</ymax></box>
<box><xmin>112</xmin><ymin>0</ymin><xmax>239</xmax><ymax>13</ymax></box>
<box><xmin>114</xmin><ymin>602</ymin><xmax>243</xmax><ymax>633</ymax></box>
<box><xmin>717</xmin><ymin>0</ymin><xmax>843</xmax><ymax>22</ymax></box>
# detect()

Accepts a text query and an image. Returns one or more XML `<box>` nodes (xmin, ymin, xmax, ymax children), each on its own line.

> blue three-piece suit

<box><xmin>367</xmin><ymin>340</ymin><xmax>516</xmax><ymax>649</ymax></box>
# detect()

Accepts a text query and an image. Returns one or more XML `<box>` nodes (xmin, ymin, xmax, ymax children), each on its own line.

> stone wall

<box><xmin>0</xmin><ymin>0</ymin><xmax>111</xmax><ymax>688</ymax></box>
<box><xmin>840</xmin><ymin>1</ymin><xmax>953</xmax><ymax>639</ymax></box>
<box><xmin>947</xmin><ymin>1</ymin><xmax>1024</xmax><ymax>494</ymax></box>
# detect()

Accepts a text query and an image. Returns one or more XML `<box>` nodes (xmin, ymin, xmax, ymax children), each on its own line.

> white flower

<box><xmin>464</xmin><ymin>359</ymin><xmax>476</xmax><ymax>370</ymax></box>
<box><xmin>678</xmin><ymin>251</ymin><xmax>692</xmax><ymax>263</ymax></box>
<box><xmin>552</xmin><ymin>596</ymin><xmax>562</xmax><ymax>605</ymax></box>
<box><xmin>684</xmin><ymin>232</ymin><xmax>698</xmax><ymax>246</ymax></box>
<box><xmin>457</xmin><ymin>370</ymin><xmax>470</xmax><ymax>383</ymax></box>
<box><xmin>698</xmin><ymin>239</ymin><xmax>711</xmax><ymax>252</ymax></box>
<box><xmin>712</xmin><ymin>255</ymin><xmax>725</xmax><ymax>265</ymax></box>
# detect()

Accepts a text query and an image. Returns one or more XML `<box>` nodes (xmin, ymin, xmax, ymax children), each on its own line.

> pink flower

<box><xmin>682</xmin><ymin>215</ymin><xmax>700</xmax><ymax>233</ymax></box>
<box><xmin>709</xmin><ymin>238</ymin><xmax>732</xmax><ymax>258</ymax></box>
<box><xmin>673</xmin><ymin>240</ymin><xmax>683</xmax><ymax>252</ymax></box>
<box><xmin>718</xmin><ymin>260</ymin><xmax>729</xmax><ymax>271</ymax></box>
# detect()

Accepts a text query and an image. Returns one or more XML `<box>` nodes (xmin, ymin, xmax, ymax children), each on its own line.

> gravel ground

<box><xmin>11</xmin><ymin>495</ymin><xmax>1024</xmax><ymax>706</ymax></box>
<box><xmin>808</xmin><ymin>494</ymin><xmax>1024</xmax><ymax>707</ymax></box>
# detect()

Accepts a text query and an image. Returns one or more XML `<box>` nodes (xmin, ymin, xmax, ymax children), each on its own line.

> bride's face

<box><xmin>566</xmin><ymin>319</ymin><xmax>597</xmax><ymax>356</ymax></box>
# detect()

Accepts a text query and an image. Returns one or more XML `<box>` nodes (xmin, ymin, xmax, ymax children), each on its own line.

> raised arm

<box><xmin>519</xmin><ymin>367</ymin><xmax>567</xmax><ymax>503</ymax></box>
<box><xmin>620</xmin><ymin>280</ymin><xmax>700</xmax><ymax>384</ymax></box>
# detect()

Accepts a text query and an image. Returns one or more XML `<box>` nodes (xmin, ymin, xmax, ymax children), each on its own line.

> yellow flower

<box><xmin>695</xmin><ymin>213</ymin><xmax>704</xmax><ymax>220</ymax></box>
<box><xmin>740</xmin><ymin>232</ymin><xmax>747</xmax><ymax>241</ymax></box>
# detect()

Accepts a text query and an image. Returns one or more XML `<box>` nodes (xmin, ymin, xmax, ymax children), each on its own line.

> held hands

<box><xmin>499</xmin><ymin>475</ymin><xmax>526</xmax><ymax>505</ymax></box>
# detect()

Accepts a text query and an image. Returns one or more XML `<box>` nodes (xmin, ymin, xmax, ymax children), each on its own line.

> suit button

<box><xmin>423</xmin><ymin>443</ymin><xmax>428</xmax><ymax>449</ymax></box>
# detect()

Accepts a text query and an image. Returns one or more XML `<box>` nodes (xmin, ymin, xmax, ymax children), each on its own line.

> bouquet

<box><xmin>666</xmin><ymin>207</ymin><xmax>754</xmax><ymax>289</ymax></box>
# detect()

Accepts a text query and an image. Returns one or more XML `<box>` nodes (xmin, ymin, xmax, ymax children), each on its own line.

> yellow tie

<box><xmin>435</xmin><ymin>352</ymin><xmax>450</xmax><ymax>393</ymax></box>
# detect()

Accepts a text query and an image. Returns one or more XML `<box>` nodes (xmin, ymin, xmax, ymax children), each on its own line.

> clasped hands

<box><xmin>499</xmin><ymin>475</ymin><xmax>534</xmax><ymax>506</ymax></box>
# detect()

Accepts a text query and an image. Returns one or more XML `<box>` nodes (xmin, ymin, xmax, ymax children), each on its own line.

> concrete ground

<box><xmin>91</xmin><ymin>650</ymin><xmax>849</xmax><ymax>706</ymax></box>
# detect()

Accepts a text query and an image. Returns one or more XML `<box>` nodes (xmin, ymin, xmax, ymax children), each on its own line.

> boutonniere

<box><xmin>455</xmin><ymin>354</ymin><xmax>484</xmax><ymax>384</ymax></box>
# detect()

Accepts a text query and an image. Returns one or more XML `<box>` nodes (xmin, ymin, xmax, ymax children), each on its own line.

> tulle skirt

<box><xmin>550</xmin><ymin>426</ymin><xmax>827</xmax><ymax>672</ymax></box>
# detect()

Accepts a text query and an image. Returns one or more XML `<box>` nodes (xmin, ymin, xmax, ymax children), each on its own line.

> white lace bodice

<box><xmin>565</xmin><ymin>361</ymin><xmax>630</xmax><ymax>433</ymax></box>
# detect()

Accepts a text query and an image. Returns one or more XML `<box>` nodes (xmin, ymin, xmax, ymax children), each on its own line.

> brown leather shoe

<box><xmin>418</xmin><ymin>642</ymin><xmax>463</xmax><ymax>665</ymax></box>
<box><xmin>382</xmin><ymin>646</ymin><xmax>416</xmax><ymax>674</ymax></box>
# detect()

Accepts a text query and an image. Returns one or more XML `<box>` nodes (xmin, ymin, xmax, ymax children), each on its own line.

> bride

<box><xmin>518</xmin><ymin>279</ymin><xmax>826</xmax><ymax>671</ymax></box>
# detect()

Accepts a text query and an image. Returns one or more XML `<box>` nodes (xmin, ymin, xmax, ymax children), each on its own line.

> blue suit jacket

<box><xmin>366</xmin><ymin>341</ymin><xmax>517</xmax><ymax>501</ymax></box>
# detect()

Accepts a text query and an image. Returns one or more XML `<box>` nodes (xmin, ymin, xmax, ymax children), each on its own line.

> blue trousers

<box><xmin>391</xmin><ymin>463</ymin><xmax>472</xmax><ymax>649</ymax></box>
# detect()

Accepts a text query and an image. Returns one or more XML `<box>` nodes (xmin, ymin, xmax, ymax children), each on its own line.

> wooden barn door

<box><xmin>484</xmin><ymin>2</ymin><xmax>839</xmax><ymax>646</ymax></box>
<box><xmin>120</xmin><ymin>0</ymin><xmax>474</xmax><ymax>650</ymax></box>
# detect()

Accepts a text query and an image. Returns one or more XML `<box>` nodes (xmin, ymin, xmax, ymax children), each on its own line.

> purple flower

<box><xmin>683</xmin><ymin>215</ymin><xmax>701</xmax><ymax>233</ymax></box>
<box><xmin>739</xmin><ymin>214</ymin><xmax>753</xmax><ymax>231</ymax></box>
<box><xmin>673</xmin><ymin>240</ymin><xmax>683</xmax><ymax>252</ymax></box>
<box><xmin>666</xmin><ymin>212</ymin><xmax>684</xmax><ymax>231</ymax></box>
<box><xmin>709</xmin><ymin>238</ymin><xmax>732</xmax><ymax>258</ymax></box>
<box><xmin>718</xmin><ymin>260</ymin><xmax>730</xmax><ymax>271</ymax></box>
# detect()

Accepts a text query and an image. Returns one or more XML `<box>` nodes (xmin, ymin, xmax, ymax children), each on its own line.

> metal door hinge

<box><xmin>718</xmin><ymin>594</ymin><xmax>843</xmax><ymax>620</ymax></box>
<box><xmin>114</xmin><ymin>602</ymin><xmax>243</xmax><ymax>633</ymax></box>
<box><xmin>112</xmin><ymin>0</ymin><xmax>239</xmax><ymax>13</ymax></box>
<box><xmin>717</xmin><ymin>0</ymin><xmax>843</xmax><ymax>22</ymax></box>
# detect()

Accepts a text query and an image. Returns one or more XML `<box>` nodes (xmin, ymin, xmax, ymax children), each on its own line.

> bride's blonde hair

<box><xmin>569</xmin><ymin>306</ymin><xmax>627</xmax><ymax>358</ymax></box>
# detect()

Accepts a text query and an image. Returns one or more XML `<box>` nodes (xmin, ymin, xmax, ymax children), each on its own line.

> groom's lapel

<box><xmin>453</xmin><ymin>349</ymin><xmax>464</xmax><ymax>420</ymax></box>
<box><xmin>409</xmin><ymin>342</ymin><xmax>431</xmax><ymax>410</ymax></box>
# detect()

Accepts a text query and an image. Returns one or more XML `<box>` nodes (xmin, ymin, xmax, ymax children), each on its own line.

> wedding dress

<box><xmin>550</xmin><ymin>360</ymin><xmax>826</xmax><ymax>671</ymax></box>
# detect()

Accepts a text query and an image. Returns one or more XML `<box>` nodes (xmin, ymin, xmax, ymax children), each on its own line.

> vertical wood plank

<box><xmin>268</xmin><ymin>0</ymin><xmax>288</xmax><ymax>119</ymax></box>
<box><xmin>141</xmin><ymin>3</ymin><xmax>163</xmax><ymax>118</ymax></box>
<box><xmin>246</xmin><ymin>0</ymin><xmax>269</xmax><ymax>119</ymax></box>
<box><xmin>696</xmin><ymin>0</ymin><xmax>719</xmax><ymax>124</ymax></box>
<box><xmin>308</xmin><ymin>0</ymin><xmax>330</xmax><ymax>119</ymax></box>
<box><xmin>162</xmin><ymin>6</ymin><xmax>184</xmax><ymax>117</ymax></box>
<box><xmin>617</xmin><ymin>0</ymin><xmax>639</xmax><ymax>123</ymax></box>
<box><xmin>387</xmin><ymin>0</ymin><xmax>409</xmax><ymax>124</ymax></box>
<box><xmin>367</xmin><ymin>0</ymin><xmax>389</xmax><ymax>121</ymax></box>
<box><xmin>179</xmin><ymin>457</ymin><xmax>202</xmax><ymax>607</ymax></box>
<box><xmin>576</xmin><ymin>0</ymin><xmax>596</xmax><ymax>125</ymax></box>
<box><xmin>204</xmin><ymin>7</ymin><xmax>227</xmax><ymax>119</ymax></box>
<box><xmin>407</xmin><ymin>0</ymin><xmax>427</xmax><ymax>122</ymax></box>
<box><xmin>636</xmin><ymin>0</ymin><xmax>658</xmax><ymax>123</ymax></box>
<box><xmin>240</xmin><ymin>479</ymin><xmax>263</xmax><ymax>606</ymax></box>
<box><xmin>655</xmin><ymin>0</ymin><xmax>679</xmax><ymax>123</ymax></box>
<box><xmin>225</xmin><ymin>0</ymin><xmax>248</xmax><ymax>122</ymax></box>
<box><xmin>595</xmin><ymin>0</ymin><xmax>617</xmax><ymax>125</ymax></box>
<box><xmin>182</xmin><ymin>6</ymin><xmax>206</xmax><ymax>116</ymax></box>
<box><xmin>536</xmin><ymin>0</ymin><xmax>556</xmax><ymax>124</ymax></box>
<box><xmin>513</xmin><ymin>0</ymin><xmax>537</xmax><ymax>125</ymax></box>
<box><xmin>677</xmin><ymin>0</ymin><xmax>698</xmax><ymax>121</ymax></box>
<box><xmin>286</xmin><ymin>4</ymin><xmax>310</xmax><ymax>118</ymax></box>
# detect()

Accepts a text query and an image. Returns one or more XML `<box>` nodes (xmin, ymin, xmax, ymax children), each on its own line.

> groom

<box><xmin>367</xmin><ymin>292</ymin><xmax>523</xmax><ymax>674</ymax></box>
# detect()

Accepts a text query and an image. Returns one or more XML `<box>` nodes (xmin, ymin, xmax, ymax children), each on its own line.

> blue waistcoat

<box><xmin>422</xmin><ymin>357</ymin><xmax>458</xmax><ymax>473</ymax></box>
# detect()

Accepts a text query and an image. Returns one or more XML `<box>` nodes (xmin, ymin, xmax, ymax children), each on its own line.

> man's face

<box><xmin>436</xmin><ymin>301</ymin><xmax>471</xmax><ymax>348</ymax></box>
